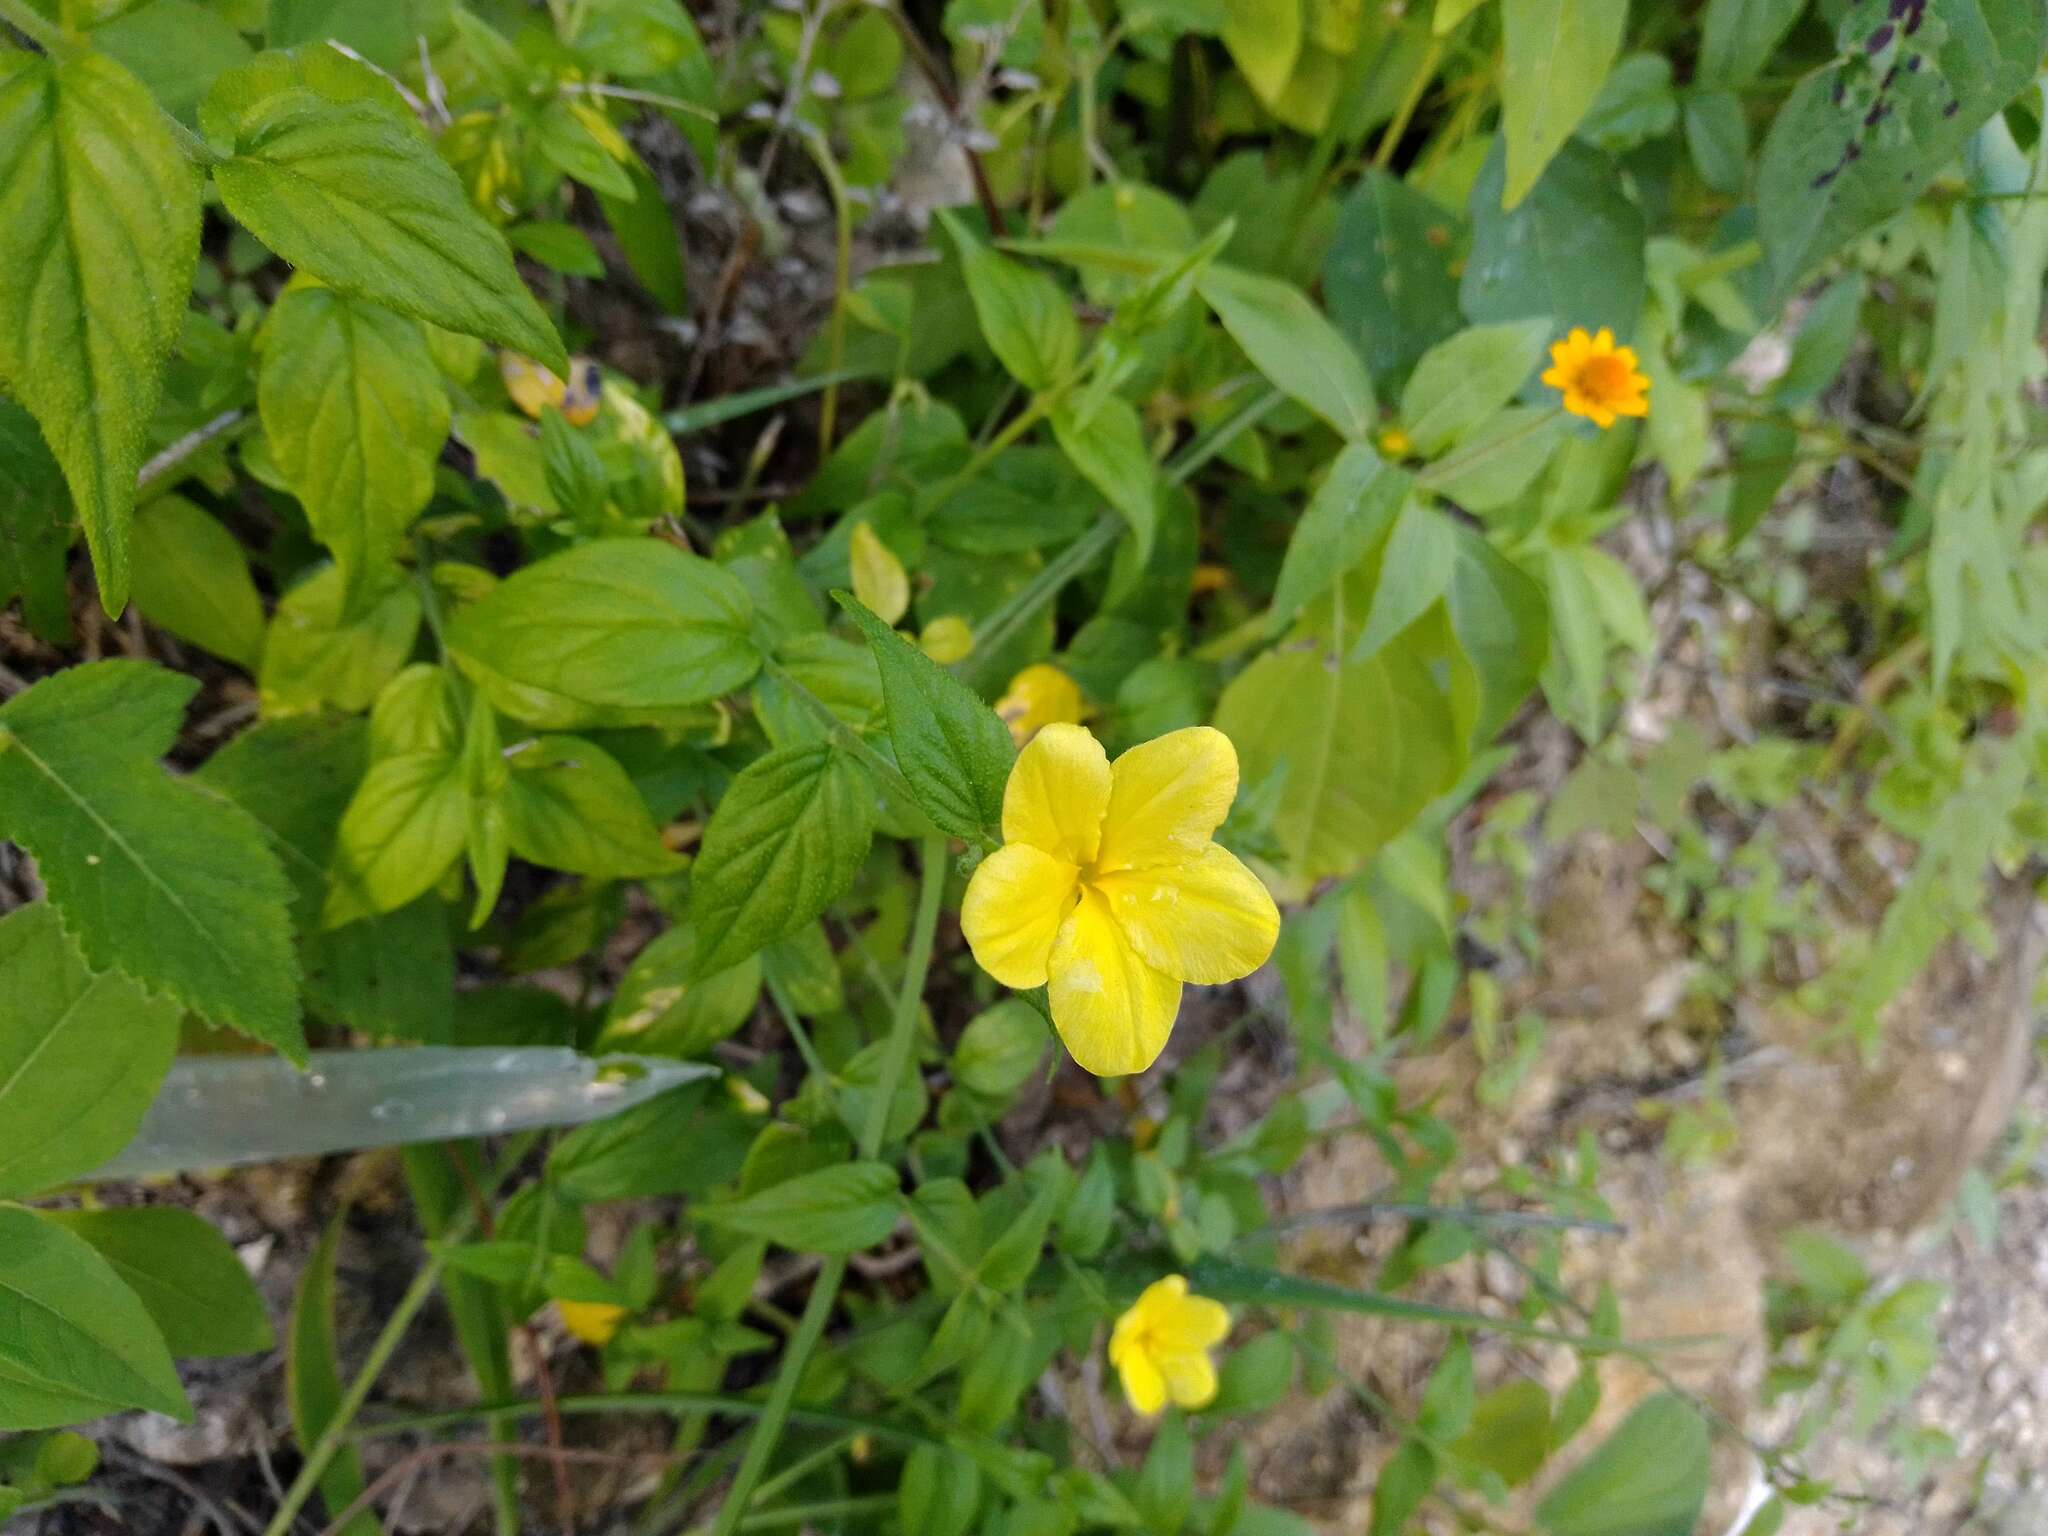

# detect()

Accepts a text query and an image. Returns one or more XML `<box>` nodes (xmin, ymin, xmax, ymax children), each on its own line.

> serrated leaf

<box><xmin>42</xmin><ymin>1207</ymin><xmax>273</xmax><ymax>1358</ymax></box>
<box><xmin>1500</xmin><ymin>0</ymin><xmax>1628</xmax><ymax>209</ymax></box>
<box><xmin>835</xmin><ymin>592</ymin><xmax>1013</xmax><ymax>841</ymax></box>
<box><xmin>0</xmin><ymin>662</ymin><xmax>304</xmax><ymax>1059</ymax></box>
<box><xmin>213</xmin><ymin>90</ymin><xmax>565</xmax><ymax>370</ymax></box>
<box><xmin>259</xmin><ymin>286</ymin><xmax>451</xmax><ymax>599</ymax></box>
<box><xmin>701</xmin><ymin>1160</ymin><xmax>901</xmax><ymax>1253</ymax></box>
<box><xmin>0</xmin><ymin>1206</ymin><xmax>190</xmax><ymax>1429</ymax></box>
<box><xmin>446</xmin><ymin>538</ymin><xmax>759</xmax><ymax>729</ymax></box>
<box><xmin>594</xmin><ymin>923</ymin><xmax>762</xmax><ymax>1057</ymax></box>
<box><xmin>687</xmin><ymin>743</ymin><xmax>876</xmax><ymax>978</ymax></box>
<box><xmin>1197</xmin><ymin>263</ymin><xmax>1375</xmax><ymax>440</ymax></box>
<box><xmin>0</xmin><ymin>904</ymin><xmax>180</xmax><ymax>1199</ymax></box>
<box><xmin>0</xmin><ymin>51</ymin><xmax>201</xmax><ymax>615</ymax></box>
<box><xmin>501</xmin><ymin>734</ymin><xmax>684</xmax><ymax>880</ymax></box>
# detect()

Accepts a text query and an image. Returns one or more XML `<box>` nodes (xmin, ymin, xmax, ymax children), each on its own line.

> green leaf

<box><xmin>834</xmin><ymin>592</ymin><xmax>1014</xmax><ymax>841</ymax></box>
<box><xmin>0</xmin><ymin>399</ymin><xmax>72</xmax><ymax>645</ymax></box>
<box><xmin>0</xmin><ymin>1205</ymin><xmax>190</xmax><ymax>1429</ymax></box>
<box><xmin>1324</xmin><ymin>170</ymin><xmax>1466</xmax><ymax>389</ymax></box>
<box><xmin>687</xmin><ymin>743</ymin><xmax>876</xmax><ymax>978</ymax></box>
<box><xmin>597</xmin><ymin>161</ymin><xmax>688</xmax><ymax>312</ymax></box>
<box><xmin>1215</xmin><ymin>626</ymin><xmax>1459</xmax><ymax>883</ymax></box>
<box><xmin>1699</xmin><ymin>0</ymin><xmax>1807</xmax><ymax>87</ymax></box>
<box><xmin>1399</xmin><ymin>319</ymin><xmax>1553</xmax><ymax>456</ymax></box>
<box><xmin>89</xmin><ymin>0</ymin><xmax>252</xmax><ymax>126</ymax></box>
<box><xmin>900</xmin><ymin>1443</ymin><xmax>982</xmax><ymax>1536</ymax></box>
<box><xmin>196</xmin><ymin>714</ymin><xmax>455</xmax><ymax>1043</ymax></box>
<box><xmin>324</xmin><ymin>748</ymin><xmax>467</xmax><ymax>925</ymax></box>
<box><xmin>1682</xmin><ymin>90</ymin><xmax>1749</xmax><ymax>196</ymax></box>
<box><xmin>550</xmin><ymin>1083</ymin><xmax>753</xmax><ymax>1201</ymax></box>
<box><xmin>1050</xmin><ymin>394</ymin><xmax>1159</xmax><ymax>560</ymax></box>
<box><xmin>1136</xmin><ymin>1410</ymin><xmax>1193</xmax><ymax>1533</ymax></box>
<box><xmin>1499</xmin><ymin>0</ymin><xmax>1627</xmax><ymax>208</ymax></box>
<box><xmin>701</xmin><ymin>1160</ymin><xmax>901</xmax><ymax>1253</ymax></box>
<box><xmin>1446</xmin><ymin>534</ymin><xmax>1548</xmax><ymax>747</ymax></box>
<box><xmin>447</xmin><ymin>539</ymin><xmax>759</xmax><ymax>729</ymax></box>
<box><xmin>1423</xmin><ymin>407</ymin><xmax>1565</xmax><ymax>512</ymax></box>
<box><xmin>260</xmin><ymin>566</ymin><xmax>423</xmax><ymax>716</ymax></box>
<box><xmin>502</xmin><ymin>735</ymin><xmax>685</xmax><ymax>880</ymax></box>
<box><xmin>1197</xmin><ymin>264</ymin><xmax>1375</xmax><ymax>440</ymax></box>
<box><xmin>1369</xmin><ymin>1440</ymin><xmax>1435</xmax><ymax>1536</ymax></box>
<box><xmin>953</xmin><ymin>998</ymin><xmax>1052</xmax><ymax>1097</ymax></box>
<box><xmin>1756</xmin><ymin>0</ymin><xmax>2045</xmax><ymax>298</ymax></box>
<box><xmin>1184</xmin><ymin>1256</ymin><xmax>1591</xmax><ymax>1345</ymax></box>
<box><xmin>289</xmin><ymin>1214</ymin><xmax>380</xmax><ymax>1536</ymax></box>
<box><xmin>944</xmin><ymin>212</ymin><xmax>1081</xmax><ymax>392</ymax></box>
<box><xmin>0</xmin><ymin>904</ymin><xmax>180</xmax><ymax>1198</ymax></box>
<box><xmin>213</xmin><ymin>91</ymin><xmax>566</xmax><ymax>371</ymax></box>
<box><xmin>509</xmin><ymin>218</ymin><xmax>605</xmax><ymax>278</ymax></box>
<box><xmin>128</xmin><ymin>495</ymin><xmax>267</xmax><ymax>669</ymax></box>
<box><xmin>1452</xmin><ymin>1379</ymin><xmax>1554</xmax><ymax>1486</ymax></box>
<box><xmin>0</xmin><ymin>51</ymin><xmax>201</xmax><ymax>615</ymax></box>
<box><xmin>1535</xmin><ymin>1394</ymin><xmax>1709</xmax><ymax>1536</ymax></box>
<box><xmin>1463</xmin><ymin>140</ymin><xmax>1645</xmax><ymax>343</ymax></box>
<box><xmin>1350</xmin><ymin>501</ymin><xmax>1459</xmax><ymax>663</ymax></box>
<box><xmin>41</xmin><ymin>1207</ymin><xmax>273</xmax><ymax>1358</ymax></box>
<box><xmin>1269</xmin><ymin>446</ymin><xmax>1410</xmax><ymax>634</ymax></box>
<box><xmin>0</xmin><ymin>662</ymin><xmax>304</xmax><ymax>1059</ymax></box>
<box><xmin>594</xmin><ymin>924</ymin><xmax>763</xmax><ymax>1057</ymax></box>
<box><xmin>1220</xmin><ymin>0</ymin><xmax>1301</xmax><ymax>104</ymax></box>
<box><xmin>258</xmin><ymin>285</ymin><xmax>451</xmax><ymax>598</ymax></box>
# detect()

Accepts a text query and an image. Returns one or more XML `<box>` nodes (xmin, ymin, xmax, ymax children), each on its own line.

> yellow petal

<box><xmin>1160</xmin><ymin>1292</ymin><xmax>1231</xmax><ymax>1352</ymax></box>
<box><xmin>1158</xmin><ymin>1349</ymin><xmax>1219</xmax><ymax>1409</ymax></box>
<box><xmin>557</xmin><ymin>1300</ymin><xmax>626</xmax><ymax>1347</ymax></box>
<box><xmin>1003</xmin><ymin>721</ymin><xmax>1110</xmax><ymax>864</ymax></box>
<box><xmin>1117</xmin><ymin>1347</ymin><xmax>1167</xmax><ymax>1415</ymax></box>
<box><xmin>1096</xmin><ymin>726</ymin><xmax>1239</xmax><ymax>873</ymax></box>
<box><xmin>1091</xmin><ymin>843</ymin><xmax>1279</xmax><ymax>985</ymax></box>
<box><xmin>961</xmin><ymin>843</ymin><xmax>1079</xmax><ymax>989</ymax></box>
<box><xmin>1047</xmin><ymin>888</ymin><xmax>1181</xmax><ymax>1076</ymax></box>
<box><xmin>850</xmin><ymin>522</ymin><xmax>910</xmax><ymax>626</ymax></box>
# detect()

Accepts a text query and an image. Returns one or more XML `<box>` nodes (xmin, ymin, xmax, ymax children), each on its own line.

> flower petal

<box><xmin>1003</xmin><ymin>721</ymin><xmax>1110</xmax><ymax>864</ymax></box>
<box><xmin>1091</xmin><ymin>843</ymin><xmax>1279</xmax><ymax>985</ymax></box>
<box><xmin>1117</xmin><ymin>1348</ymin><xmax>1167</xmax><ymax>1415</ymax></box>
<box><xmin>961</xmin><ymin>843</ymin><xmax>1080</xmax><ymax>988</ymax></box>
<box><xmin>1158</xmin><ymin>1350</ymin><xmax>1219</xmax><ymax>1410</ymax></box>
<box><xmin>1096</xmin><ymin>726</ymin><xmax>1239</xmax><ymax>873</ymax></box>
<box><xmin>1047</xmin><ymin>888</ymin><xmax>1182</xmax><ymax>1076</ymax></box>
<box><xmin>1161</xmin><ymin>1292</ymin><xmax>1231</xmax><ymax>1351</ymax></box>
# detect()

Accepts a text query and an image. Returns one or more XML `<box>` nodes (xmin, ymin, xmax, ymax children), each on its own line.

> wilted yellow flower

<box><xmin>557</xmin><ymin>1300</ymin><xmax>627</xmax><ymax>1348</ymax></box>
<box><xmin>1109</xmin><ymin>1275</ymin><xmax>1230</xmax><ymax>1415</ymax></box>
<box><xmin>995</xmin><ymin>663</ymin><xmax>1087</xmax><ymax>747</ymax></box>
<box><xmin>849</xmin><ymin>522</ymin><xmax>910</xmax><ymax>627</ymax></box>
<box><xmin>1541</xmin><ymin>327</ymin><xmax>1650</xmax><ymax>429</ymax></box>
<box><xmin>960</xmin><ymin>724</ymin><xmax>1279</xmax><ymax>1076</ymax></box>
<box><xmin>920</xmin><ymin>614</ymin><xmax>975</xmax><ymax>664</ymax></box>
<box><xmin>500</xmin><ymin>351</ymin><xmax>603</xmax><ymax>426</ymax></box>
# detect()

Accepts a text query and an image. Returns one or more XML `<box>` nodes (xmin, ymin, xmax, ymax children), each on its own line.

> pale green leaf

<box><xmin>1221</xmin><ymin>0</ymin><xmax>1302</xmax><ymax>104</ymax></box>
<box><xmin>501</xmin><ymin>734</ymin><xmax>685</xmax><ymax>880</ymax></box>
<box><xmin>42</xmin><ymin>1207</ymin><xmax>273</xmax><ymax>1358</ymax></box>
<box><xmin>324</xmin><ymin>749</ymin><xmax>467</xmax><ymax>925</ymax></box>
<box><xmin>593</xmin><ymin>924</ymin><xmax>763</xmax><ymax>1058</ymax></box>
<box><xmin>0</xmin><ymin>52</ymin><xmax>201</xmax><ymax>614</ymax></box>
<box><xmin>0</xmin><ymin>662</ymin><xmax>304</xmax><ymax>1058</ymax></box>
<box><xmin>702</xmin><ymin>1161</ymin><xmax>901</xmax><ymax>1253</ymax></box>
<box><xmin>1535</xmin><ymin>1394</ymin><xmax>1708</xmax><ymax>1536</ymax></box>
<box><xmin>260</xmin><ymin>566</ymin><xmax>423</xmax><ymax>716</ymax></box>
<box><xmin>1269</xmin><ymin>444</ymin><xmax>1410</xmax><ymax>634</ymax></box>
<box><xmin>1050</xmin><ymin>394</ymin><xmax>1159</xmax><ymax>560</ymax></box>
<box><xmin>0</xmin><ymin>904</ymin><xmax>180</xmax><ymax>1199</ymax></box>
<box><xmin>1197</xmin><ymin>263</ymin><xmax>1376</xmax><ymax>440</ymax></box>
<box><xmin>1400</xmin><ymin>319</ymin><xmax>1553</xmax><ymax>456</ymax></box>
<box><xmin>944</xmin><ymin>212</ymin><xmax>1080</xmax><ymax>392</ymax></box>
<box><xmin>128</xmin><ymin>495</ymin><xmax>266</xmax><ymax>668</ymax></box>
<box><xmin>1500</xmin><ymin>0</ymin><xmax>1629</xmax><ymax>210</ymax></box>
<box><xmin>259</xmin><ymin>285</ymin><xmax>451</xmax><ymax>598</ymax></box>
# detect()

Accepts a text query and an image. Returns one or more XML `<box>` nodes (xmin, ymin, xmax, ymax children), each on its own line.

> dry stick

<box><xmin>879</xmin><ymin>2</ymin><xmax>1005</xmax><ymax>232</ymax></box>
<box><xmin>702</xmin><ymin>833</ymin><xmax>950</xmax><ymax>1536</ymax></box>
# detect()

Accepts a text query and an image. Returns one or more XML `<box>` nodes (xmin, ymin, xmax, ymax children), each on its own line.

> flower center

<box><xmin>1577</xmin><ymin>352</ymin><xmax>1634</xmax><ymax>402</ymax></box>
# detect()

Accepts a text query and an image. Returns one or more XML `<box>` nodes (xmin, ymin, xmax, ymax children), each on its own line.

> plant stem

<box><xmin>702</xmin><ymin>835</ymin><xmax>948</xmax><ymax>1536</ymax></box>
<box><xmin>0</xmin><ymin>0</ymin><xmax>70</xmax><ymax>56</ymax></box>
<box><xmin>758</xmin><ymin>659</ymin><xmax>945</xmax><ymax>841</ymax></box>
<box><xmin>264</xmin><ymin>1132</ymin><xmax>539</xmax><ymax>1536</ymax></box>
<box><xmin>354</xmin><ymin>1391</ymin><xmax>942</xmax><ymax>1448</ymax></box>
<box><xmin>135</xmin><ymin>410</ymin><xmax>255</xmax><ymax>502</ymax></box>
<box><xmin>954</xmin><ymin>512</ymin><xmax>1122</xmax><ymax>686</ymax></box>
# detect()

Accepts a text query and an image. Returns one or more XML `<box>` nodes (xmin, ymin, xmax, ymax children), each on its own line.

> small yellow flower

<box><xmin>557</xmin><ymin>1300</ymin><xmax>627</xmax><ymax>1348</ymax></box>
<box><xmin>1541</xmin><ymin>327</ymin><xmax>1650</xmax><ymax>429</ymax></box>
<box><xmin>1110</xmin><ymin>1275</ymin><xmax>1231</xmax><ymax>1415</ymax></box>
<box><xmin>994</xmin><ymin>664</ymin><xmax>1087</xmax><ymax>747</ymax></box>
<box><xmin>849</xmin><ymin>522</ymin><xmax>910</xmax><ymax>626</ymax></box>
<box><xmin>499</xmin><ymin>351</ymin><xmax>603</xmax><ymax>426</ymax></box>
<box><xmin>960</xmin><ymin>724</ymin><xmax>1279</xmax><ymax>1076</ymax></box>
<box><xmin>920</xmin><ymin>614</ymin><xmax>975</xmax><ymax>664</ymax></box>
<box><xmin>1377</xmin><ymin>426</ymin><xmax>1413</xmax><ymax>459</ymax></box>
<box><xmin>1189</xmin><ymin>563</ymin><xmax>1232</xmax><ymax>596</ymax></box>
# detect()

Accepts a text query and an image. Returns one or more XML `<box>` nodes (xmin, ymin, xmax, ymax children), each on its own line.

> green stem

<box><xmin>0</xmin><ymin>0</ymin><xmax>72</xmax><ymax>56</ymax></box>
<box><xmin>758</xmin><ymin>659</ymin><xmax>944</xmax><ymax>841</ymax></box>
<box><xmin>703</xmin><ymin>835</ymin><xmax>948</xmax><ymax>1536</ymax></box>
<box><xmin>263</xmin><ymin>1133</ymin><xmax>539</xmax><ymax>1536</ymax></box>
<box><xmin>353</xmin><ymin>1392</ymin><xmax>942</xmax><ymax>1449</ymax></box>
<box><xmin>134</xmin><ymin>410</ymin><xmax>256</xmax><ymax>504</ymax></box>
<box><xmin>737</xmin><ymin>1494</ymin><xmax>895</xmax><ymax>1530</ymax></box>
<box><xmin>955</xmin><ymin>512</ymin><xmax>1122</xmax><ymax>685</ymax></box>
<box><xmin>791</xmin><ymin>122</ymin><xmax>853</xmax><ymax>455</ymax></box>
<box><xmin>1165</xmin><ymin>386</ymin><xmax>1282</xmax><ymax>486</ymax></box>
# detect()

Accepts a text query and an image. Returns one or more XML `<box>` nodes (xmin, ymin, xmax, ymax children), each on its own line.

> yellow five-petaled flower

<box><xmin>1541</xmin><ymin>327</ymin><xmax>1650</xmax><ymax>429</ymax></box>
<box><xmin>960</xmin><ymin>723</ymin><xmax>1279</xmax><ymax>1077</ymax></box>
<box><xmin>1110</xmin><ymin>1275</ymin><xmax>1231</xmax><ymax>1415</ymax></box>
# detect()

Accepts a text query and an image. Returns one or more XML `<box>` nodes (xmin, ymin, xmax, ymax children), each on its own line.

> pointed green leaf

<box><xmin>42</xmin><ymin>1207</ymin><xmax>274</xmax><ymax>1358</ymax></box>
<box><xmin>1197</xmin><ymin>263</ymin><xmax>1376</xmax><ymax>440</ymax></box>
<box><xmin>701</xmin><ymin>1161</ymin><xmax>901</xmax><ymax>1253</ymax></box>
<box><xmin>0</xmin><ymin>51</ymin><xmax>201</xmax><ymax>614</ymax></box>
<box><xmin>502</xmin><ymin>734</ymin><xmax>685</xmax><ymax>880</ymax></box>
<box><xmin>1500</xmin><ymin>0</ymin><xmax>1628</xmax><ymax>209</ymax></box>
<box><xmin>128</xmin><ymin>495</ymin><xmax>267</xmax><ymax>668</ymax></box>
<box><xmin>1535</xmin><ymin>1394</ymin><xmax>1709</xmax><ymax>1536</ymax></box>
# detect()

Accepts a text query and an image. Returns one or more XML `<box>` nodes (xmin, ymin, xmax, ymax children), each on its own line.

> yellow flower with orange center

<box><xmin>1109</xmin><ymin>1275</ymin><xmax>1231</xmax><ymax>1414</ymax></box>
<box><xmin>960</xmin><ymin>723</ymin><xmax>1279</xmax><ymax>1077</ymax></box>
<box><xmin>994</xmin><ymin>663</ymin><xmax>1088</xmax><ymax>747</ymax></box>
<box><xmin>1541</xmin><ymin>327</ymin><xmax>1650</xmax><ymax>429</ymax></box>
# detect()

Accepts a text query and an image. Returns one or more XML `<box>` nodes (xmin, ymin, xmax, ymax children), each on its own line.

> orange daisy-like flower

<box><xmin>1541</xmin><ymin>327</ymin><xmax>1650</xmax><ymax>429</ymax></box>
